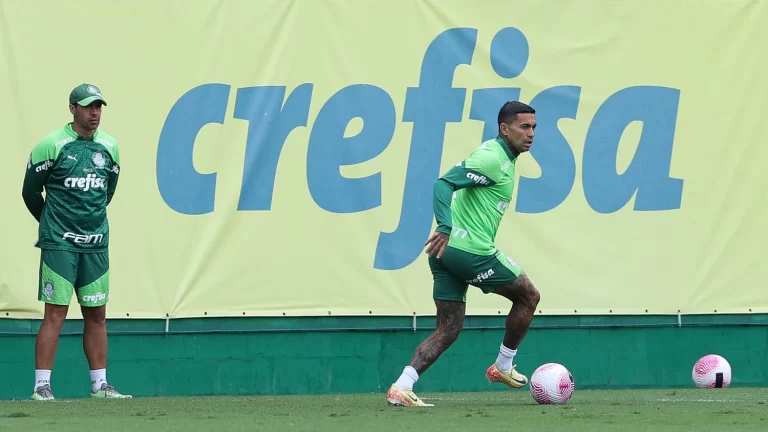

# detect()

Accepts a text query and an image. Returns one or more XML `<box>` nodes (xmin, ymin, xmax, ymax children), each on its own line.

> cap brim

<box><xmin>76</xmin><ymin>96</ymin><xmax>107</xmax><ymax>106</ymax></box>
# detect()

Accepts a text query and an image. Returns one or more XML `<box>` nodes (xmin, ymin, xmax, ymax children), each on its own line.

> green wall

<box><xmin>1</xmin><ymin>314</ymin><xmax>766</xmax><ymax>400</ymax></box>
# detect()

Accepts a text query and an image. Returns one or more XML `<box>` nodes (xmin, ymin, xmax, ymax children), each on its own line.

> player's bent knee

<box><xmin>445</xmin><ymin>326</ymin><xmax>462</xmax><ymax>342</ymax></box>
<box><xmin>435</xmin><ymin>329</ymin><xmax>461</xmax><ymax>348</ymax></box>
<box><xmin>434</xmin><ymin>323</ymin><xmax>463</xmax><ymax>345</ymax></box>
<box><xmin>527</xmin><ymin>286</ymin><xmax>541</xmax><ymax>307</ymax></box>
<box><xmin>520</xmin><ymin>280</ymin><xmax>540</xmax><ymax>307</ymax></box>
<box><xmin>514</xmin><ymin>274</ymin><xmax>540</xmax><ymax>308</ymax></box>
<box><xmin>435</xmin><ymin>319</ymin><xmax>463</xmax><ymax>343</ymax></box>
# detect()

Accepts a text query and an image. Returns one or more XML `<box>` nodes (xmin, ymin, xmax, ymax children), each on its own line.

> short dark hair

<box><xmin>497</xmin><ymin>101</ymin><xmax>535</xmax><ymax>128</ymax></box>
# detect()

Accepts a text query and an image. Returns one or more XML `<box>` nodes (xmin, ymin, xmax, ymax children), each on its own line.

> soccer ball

<box><xmin>692</xmin><ymin>354</ymin><xmax>732</xmax><ymax>388</ymax></box>
<box><xmin>529</xmin><ymin>363</ymin><xmax>575</xmax><ymax>404</ymax></box>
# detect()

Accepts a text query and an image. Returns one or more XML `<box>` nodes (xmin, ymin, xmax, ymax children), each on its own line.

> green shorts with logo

<box><xmin>38</xmin><ymin>249</ymin><xmax>110</xmax><ymax>307</ymax></box>
<box><xmin>429</xmin><ymin>246</ymin><xmax>522</xmax><ymax>302</ymax></box>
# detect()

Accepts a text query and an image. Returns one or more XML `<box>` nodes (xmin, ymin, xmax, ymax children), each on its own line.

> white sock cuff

<box><xmin>90</xmin><ymin>369</ymin><xmax>107</xmax><ymax>392</ymax></box>
<box><xmin>500</xmin><ymin>344</ymin><xmax>517</xmax><ymax>357</ymax></box>
<box><xmin>34</xmin><ymin>369</ymin><xmax>52</xmax><ymax>390</ymax></box>
<box><xmin>403</xmin><ymin>366</ymin><xmax>419</xmax><ymax>380</ymax></box>
<box><xmin>394</xmin><ymin>366</ymin><xmax>420</xmax><ymax>390</ymax></box>
<box><xmin>89</xmin><ymin>369</ymin><xmax>106</xmax><ymax>382</ymax></box>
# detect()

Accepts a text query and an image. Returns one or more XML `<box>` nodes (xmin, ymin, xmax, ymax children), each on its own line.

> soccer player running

<box><xmin>387</xmin><ymin>101</ymin><xmax>541</xmax><ymax>407</ymax></box>
<box><xmin>22</xmin><ymin>83</ymin><xmax>131</xmax><ymax>400</ymax></box>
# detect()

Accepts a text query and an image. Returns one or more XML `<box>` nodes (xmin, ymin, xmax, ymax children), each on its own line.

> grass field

<box><xmin>1</xmin><ymin>388</ymin><xmax>767</xmax><ymax>432</ymax></box>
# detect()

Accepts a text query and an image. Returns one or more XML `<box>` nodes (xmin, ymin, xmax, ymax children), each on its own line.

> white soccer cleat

<box><xmin>386</xmin><ymin>384</ymin><xmax>434</xmax><ymax>407</ymax></box>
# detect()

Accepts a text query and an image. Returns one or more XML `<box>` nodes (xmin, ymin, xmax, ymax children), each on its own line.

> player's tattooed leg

<box><xmin>408</xmin><ymin>299</ymin><xmax>466</xmax><ymax>375</ymax></box>
<box><xmin>493</xmin><ymin>272</ymin><xmax>540</xmax><ymax>350</ymax></box>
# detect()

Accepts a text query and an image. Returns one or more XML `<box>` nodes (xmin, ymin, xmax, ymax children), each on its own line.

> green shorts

<box><xmin>429</xmin><ymin>246</ymin><xmax>522</xmax><ymax>302</ymax></box>
<box><xmin>38</xmin><ymin>249</ymin><xmax>110</xmax><ymax>307</ymax></box>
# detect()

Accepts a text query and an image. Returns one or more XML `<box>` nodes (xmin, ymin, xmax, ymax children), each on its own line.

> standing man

<box><xmin>386</xmin><ymin>101</ymin><xmax>542</xmax><ymax>407</ymax></box>
<box><xmin>22</xmin><ymin>83</ymin><xmax>131</xmax><ymax>400</ymax></box>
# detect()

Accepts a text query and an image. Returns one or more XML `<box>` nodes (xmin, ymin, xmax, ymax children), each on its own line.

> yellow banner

<box><xmin>2</xmin><ymin>0</ymin><xmax>768</xmax><ymax>319</ymax></box>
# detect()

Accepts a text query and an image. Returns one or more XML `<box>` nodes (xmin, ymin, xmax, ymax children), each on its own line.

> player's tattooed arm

<box><xmin>408</xmin><ymin>300</ymin><xmax>466</xmax><ymax>374</ymax></box>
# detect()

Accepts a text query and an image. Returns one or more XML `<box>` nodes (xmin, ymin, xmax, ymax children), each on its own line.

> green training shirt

<box><xmin>22</xmin><ymin>123</ymin><xmax>121</xmax><ymax>253</ymax></box>
<box><xmin>433</xmin><ymin>137</ymin><xmax>518</xmax><ymax>256</ymax></box>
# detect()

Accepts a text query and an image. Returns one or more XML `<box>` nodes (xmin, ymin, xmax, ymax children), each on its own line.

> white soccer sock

<box><xmin>34</xmin><ymin>369</ymin><xmax>51</xmax><ymax>391</ymax></box>
<box><xmin>394</xmin><ymin>366</ymin><xmax>419</xmax><ymax>390</ymax></box>
<box><xmin>496</xmin><ymin>344</ymin><xmax>517</xmax><ymax>371</ymax></box>
<box><xmin>90</xmin><ymin>368</ymin><xmax>107</xmax><ymax>393</ymax></box>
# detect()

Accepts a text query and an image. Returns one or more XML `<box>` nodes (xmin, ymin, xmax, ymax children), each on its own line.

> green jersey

<box><xmin>433</xmin><ymin>137</ymin><xmax>518</xmax><ymax>256</ymax></box>
<box><xmin>22</xmin><ymin>123</ymin><xmax>121</xmax><ymax>253</ymax></box>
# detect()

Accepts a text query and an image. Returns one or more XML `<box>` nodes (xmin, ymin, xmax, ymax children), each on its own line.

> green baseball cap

<box><xmin>69</xmin><ymin>83</ymin><xmax>107</xmax><ymax>106</ymax></box>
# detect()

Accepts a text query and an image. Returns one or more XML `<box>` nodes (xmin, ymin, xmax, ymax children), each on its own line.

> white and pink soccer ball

<box><xmin>529</xmin><ymin>363</ymin><xmax>575</xmax><ymax>404</ymax></box>
<box><xmin>692</xmin><ymin>354</ymin><xmax>732</xmax><ymax>388</ymax></box>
